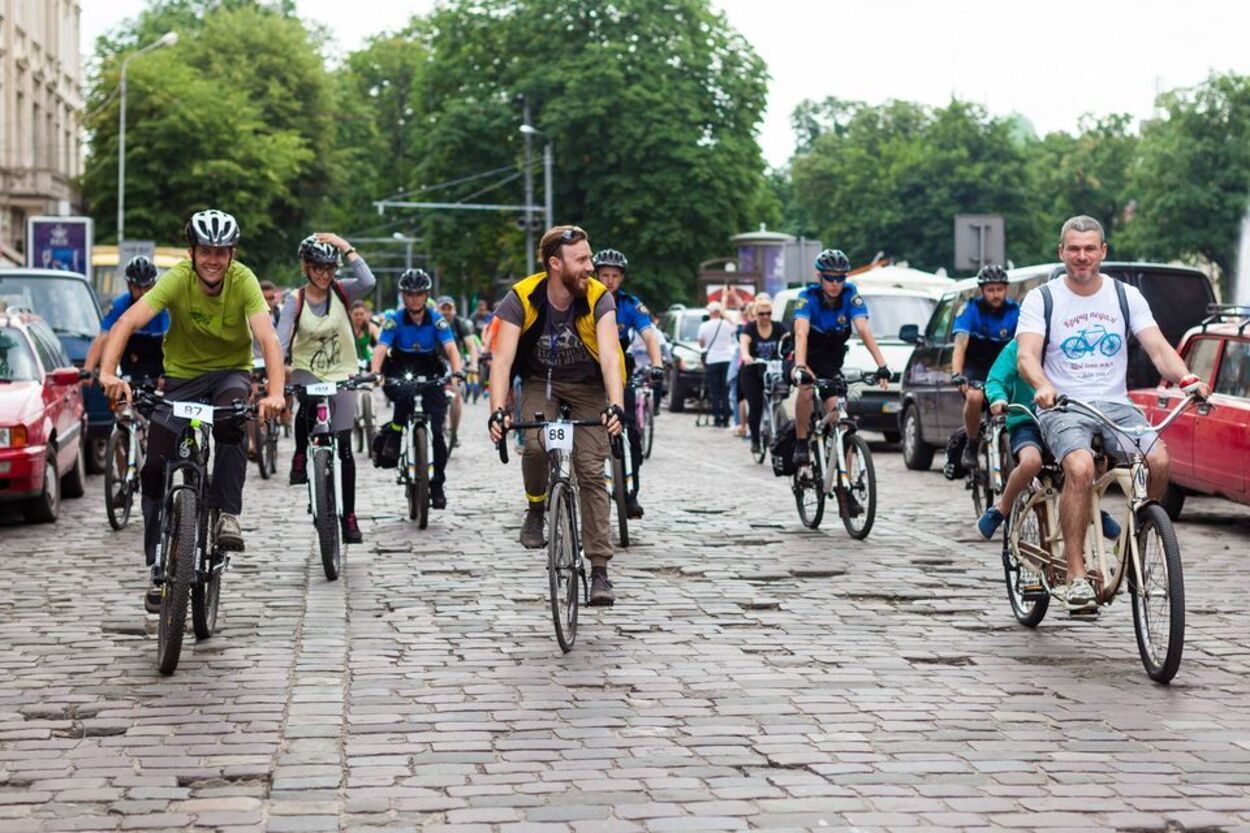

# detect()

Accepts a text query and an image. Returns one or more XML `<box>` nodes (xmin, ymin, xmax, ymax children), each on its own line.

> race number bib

<box><xmin>305</xmin><ymin>382</ymin><xmax>336</xmax><ymax>396</ymax></box>
<box><xmin>171</xmin><ymin>401</ymin><xmax>214</xmax><ymax>424</ymax></box>
<box><xmin>544</xmin><ymin>422</ymin><xmax>574</xmax><ymax>452</ymax></box>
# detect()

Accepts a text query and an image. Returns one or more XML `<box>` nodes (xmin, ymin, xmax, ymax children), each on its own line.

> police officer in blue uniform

<box><xmin>592</xmin><ymin>248</ymin><xmax>664</xmax><ymax>518</ymax></box>
<box><xmin>790</xmin><ymin>248</ymin><xmax>891</xmax><ymax>468</ymax></box>
<box><xmin>85</xmin><ymin>255</ymin><xmax>169</xmax><ymax>382</ymax></box>
<box><xmin>369</xmin><ymin>268</ymin><xmax>464</xmax><ymax>509</ymax></box>
<box><xmin>950</xmin><ymin>264</ymin><xmax>1019</xmax><ymax>470</ymax></box>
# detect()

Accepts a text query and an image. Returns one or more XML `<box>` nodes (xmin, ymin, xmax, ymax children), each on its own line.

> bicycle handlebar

<box><xmin>133</xmin><ymin>389</ymin><xmax>256</xmax><ymax>421</ymax></box>
<box><xmin>496</xmin><ymin>417</ymin><xmax>606</xmax><ymax>465</ymax></box>
<box><xmin>1051</xmin><ymin>393</ymin><xmax>1201</xmax><ymax>437</ymax></box>
<box><xmin>382</xmin><ymin>374</ymin><xmax>450</xmax><ymax>391</ymax></box>
<box><xmin>284</xmin><ymin>373</ymin><xmax>377</xmax><ymax>396</ymax></box>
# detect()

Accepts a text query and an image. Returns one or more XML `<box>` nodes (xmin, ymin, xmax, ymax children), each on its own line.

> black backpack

<box><xmin>372</xmin><ymin>425</ymin><xmax>402</xmax><ymax>469</ymax></box>
<box><xmin>943</xmin><ymin>427</ymin><xmax>968</xmax><ymax>481</ymax></box>
<box><xmin>770</xmin><ymin>419</ymin><xmax>797</xmax><ymax>477</ymax></box>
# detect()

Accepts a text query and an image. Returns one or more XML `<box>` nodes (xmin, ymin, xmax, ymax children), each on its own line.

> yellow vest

<box><xmin>511</xmin><ymin>272</ymin><xmax>624</xmax><ymax>381</ymax></box>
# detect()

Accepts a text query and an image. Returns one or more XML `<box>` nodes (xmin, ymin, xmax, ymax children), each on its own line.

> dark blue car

<box><xmin>0</xmin><ymin>269</ymin><xmax>112</xmax><ymax>473</ymax></box>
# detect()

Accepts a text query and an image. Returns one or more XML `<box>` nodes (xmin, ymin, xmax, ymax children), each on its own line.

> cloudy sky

<box><xmin>82</xmin><ymin>0</ymin><xmax>1250</xmax><ymax>168</ymax></box>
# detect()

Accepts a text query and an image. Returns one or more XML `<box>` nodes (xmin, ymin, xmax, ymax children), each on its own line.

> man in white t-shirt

<box><xmin>1017</xmin><ymin>215</ymin><xmax>1210</xmax><ymax>613</ymax></box>
<box><xmin>698</xmin><ymin>301</ymin><xmax>737</xmax><ymax>426</ymax></box>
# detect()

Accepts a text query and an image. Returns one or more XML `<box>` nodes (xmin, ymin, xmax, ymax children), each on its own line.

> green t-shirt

<box><xmin>143</xmin><ymin>259</ymin><xmax>268</xmax><ymax>378</ymax></box>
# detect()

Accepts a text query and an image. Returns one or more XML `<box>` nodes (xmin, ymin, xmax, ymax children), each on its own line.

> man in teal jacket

<box><xmin>979</xmin><ymin>340</ymin><xmax>1121</xmax><ymax>542</ymax></box>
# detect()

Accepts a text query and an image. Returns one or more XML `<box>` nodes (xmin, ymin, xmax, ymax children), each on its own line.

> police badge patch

<box><xmin>383</xmin><ymin>317</ymin><xmax>397</xmax><ymax>331</ymax></box>
<box><xmin>851</xmin><ymin>295</ymin><xmax>865</xmax><ymax>307</ymax></box>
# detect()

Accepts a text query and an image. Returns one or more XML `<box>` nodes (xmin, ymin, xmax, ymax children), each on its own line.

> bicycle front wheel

<box><xmin>191</xmin><ymin>513</ymin><xmax>222</xmax><ymax>641</ymax></box>
<box><xmin>1004</xmin><ymin>492</ymin><xmax>1050</xmax><ymax>628</ymax></box>
<box><xmin>611</xmin><ymin>453</ymin><xmax>630</xmax><ymax>548</ymax></box>
<box><xmin>312</xmin><ymin>448</ymin><xmax>341</xmax><ymax>580</ymax></box>
<box><xmin>1131</xmin><ymin>503</ymin><xmax>1185</xmax><ymax>683</ymax></box>
<box><xmin>414</xmin><ymin>426</ymin><xmax>430</xmax><ymax>529</ymax></box>
<box><xmin>361</xmin><ymin>394</ymin><xmax>376</xmax><ymax>461</ymax></box>
<box><xmin>548</xmin><ymin>481</ymin><xmax>581</xmax><ymax>653</ymax></box>
<box><xmin>793</xmin><ymin>434</ymin><xmax>825</xmax><ymax>529</ymax></box>
<box><xmin>255</xmin><ymin>421</ymin><xmax>272</xmax><ymax>480</ymax></box>
<box><xmin>753</xmin><ymin>412</ymin><xmax>770</xmax><ymax>465</ymax></box>
<box><xmin>841</xmin><ymin>433</ymin><xmax>876</xmax><ymax>540</ymax></box>
<box><xmin>641</xmin><ymin>400</ymin><xmax>655</xmax><ymax>459</ymax></box>
<box><xmin>105</xmin><ymin>428</ymin><xmax>133</xmax><ymax>530</ymax></box>
<box><xmin>157</xmin><ymin>490</ymin><xmax>197</xmax><ymax>676</ymax></box>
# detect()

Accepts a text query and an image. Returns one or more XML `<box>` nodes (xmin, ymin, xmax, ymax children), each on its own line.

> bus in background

<box><xmin>91</xmin><ymin>246</ymin><xmax>184</xmax><ymax>302</ymax></box>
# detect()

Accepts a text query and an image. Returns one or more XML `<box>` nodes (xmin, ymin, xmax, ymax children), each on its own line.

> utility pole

<box><xmin>522</xmin><ymin>96</ymin><xmax>535</xmax><ymax>269</ymax></box>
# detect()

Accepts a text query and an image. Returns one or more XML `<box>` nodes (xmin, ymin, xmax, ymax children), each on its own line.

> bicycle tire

<box><xmin>1131</xmin><ymin>503</ymin><xmax>1185</xmax><ymax>683</ymax></box>
<box><xmin>641</xmin><ymin>399</ymin><xmax>655</xmax><ymax>459</ymax></box>
<box><xmin>266</xmin><ymin>420</ymin><xmax>279</xmax><ymax>475</ymax></box>
<box><xmin>415</xmin><ymin>426</ymin><xmax>430</xmax><ymax>529</ymax></box>
<box><xmin>313</xmin><ymin>448</ymin><xmax>341</xmax><ymax>581</ymax></box>
<box><xmin>611</xmin><ymin>453</ymin><xmax>630</xmax><ymax>548</ymax></box>
<box><xmin>970</xmin><ymin>463</ymin><xmax>984</xmax><ymax>519</ymax></box>
<box><xmin>548</xmin><ymin>481</ymin><xmax>580</xmax><ymax>652</ymax></box>
<box><xmin>191</xmin><ymin>513</ymin><xmax>222</xmax><ymax>641</ymax></box>
<box><xmin>362</xmin><ymin>394</ymin><xmax>376</xmax><ymax>461</ymax></box>
<box><xmin>1005</xmin><ymin>492</ymin><xmax>1050</xmax><ymax>628</ymax></box>
<box><xmin>104</xmin><ymin>428</ymin><xmax>133</xmax><ymax>530</ymax></box>
<box><xmin>840</xmin><ymin>433</ymin><xmax>876</xmax><ymax>540</ymax></box>
<box><xmin>753</xmin><ymin>411</ymin><xmax>771</xmax><ymax>465</ymax></box>
<box><xmin>794</xmin><ymin>434</ymin><xmax>825</xmax><ymax>529</ymax></box>
<box><xmin>157</xmin><ymin>490</ymin><xmax>196</xmax><ymax>676</ymax></box>
<box><xmin>255</xmin><ymin>421</ymin><xmax>271</xmax><ymax>480</ymax></box>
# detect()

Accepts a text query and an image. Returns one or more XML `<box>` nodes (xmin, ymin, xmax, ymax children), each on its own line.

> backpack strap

<box><xmin>1113</xmin><ymin>277</ymin><xmax>1134</xmax><ymax>344</ymax></box>
<box><xmin>1040</xmin><ymin>284</ymin><xmax>1053</xmax><ymax>356</ymax></box>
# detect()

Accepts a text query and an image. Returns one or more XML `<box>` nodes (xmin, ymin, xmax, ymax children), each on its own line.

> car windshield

<box><xmin>678</xmin><ymin>314</ymin><xmax>704</xmax><ymax>342</ymax></box>
<box><xmin>0</xmin><ymin>328</ymin><xmax>39</xmax><ymax>382</ymax></box>
<box><xmin>0</xmin><ymin>275</ymin><xmax>100</xmax><ymax>339</ymax></box>
<box><xmin>858</xmin><ymin>294</ymin><xmax>937</xmax><ymax>341</ymax></box>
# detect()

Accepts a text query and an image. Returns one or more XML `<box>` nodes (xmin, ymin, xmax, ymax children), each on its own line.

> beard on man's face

<box><xmin>559</xmin><ymin>263</ymin><xmax>589</xmax><ymax>298</ymax></box>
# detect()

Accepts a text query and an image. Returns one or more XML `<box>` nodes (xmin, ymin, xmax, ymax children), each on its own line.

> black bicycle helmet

<box><xmin>297</xmin><ymin>235</ymin><xmax>340</xmax><ymax>266</ymax></box>
<box><xmin>814</xmin><ymin>248</ymin><xmax>851</xmax><ymax>273</ymax></box>
<box><xmin>592</xmin><ymin>248</ymin><xmax>628</xmax><ymax>271</ymax></box>
<box><xmin>398</xmin><ymin>268</ymin><xmax>433</xmax><ymax>294</ymax></box>
<box><xmin>184</xmin><ymin>209</ymin><xmax>240</xmax><ymax>247</ymax></box>
<box><xmin>124</xmin><ymin>255</ymin><xmax>158</xmax><ymax>287</ymax></box>
<box><xmin>976</xmin><ymin>264</ymin><xmax>1009</xmax><ymax>285</ymax></box>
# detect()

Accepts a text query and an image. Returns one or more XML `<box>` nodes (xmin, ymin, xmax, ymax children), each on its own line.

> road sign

<box><xmin>25</xmin><ymin>216</ymin><xmax>93</xmax><ymax>274</ymax></box>
<box><xmin>954</xmin><ymin>214</ymin><xmax>1004</xmax><ymax>272</ymax></box>
<box><xmin>118</xmin><ymin>239</ymin><xmax>156</xmax><ymax>265</ymax></box>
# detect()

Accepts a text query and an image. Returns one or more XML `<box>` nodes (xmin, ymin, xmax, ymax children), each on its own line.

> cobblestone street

<box><xmin>2</xmin><ymin>398</ymin><xmax>1249</xmax><ymax>832</ymax></box>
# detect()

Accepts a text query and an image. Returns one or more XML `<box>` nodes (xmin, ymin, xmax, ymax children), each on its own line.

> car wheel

<box><xmin>667</xmin><ymin>369</ymin><xmax>686</xmax><ymax>413</ymax></box>
<box><xmin>1158</xmin><ymin>481</ymin><xmax>1186</xmax><ymax>521</ymax></box>
<box><xmin>85</xmin><ymin>435</ymin><xmax>108</xmax><ymax>475</ymax></box>
<box><xmin>61</xmin><ymin>440</ymin><xmax>87</xmax><ymax>499</ymax></box>
<box><xmin>24</xmin><ymin>454</ymin><xmax>60</xmax><ymax>523</ymax></box>
<box><xmin>901</xmin><ymin>405</ymin><xmax>934</xmax><ymax>471</ymax></box>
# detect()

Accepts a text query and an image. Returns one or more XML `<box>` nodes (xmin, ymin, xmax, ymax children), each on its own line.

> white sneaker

<box><xmin>1066</xmin><ymin>576</ymin><xmax>1097</xmax><ymax>613</ymax></box>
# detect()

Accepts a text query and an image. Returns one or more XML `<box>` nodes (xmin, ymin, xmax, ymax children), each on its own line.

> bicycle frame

<box><xmin>391</xmin><ymin>376</ymin><xmax>442</xmax><ymax>487</ymax></box>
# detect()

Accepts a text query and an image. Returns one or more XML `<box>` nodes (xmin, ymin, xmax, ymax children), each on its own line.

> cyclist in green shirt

<box><xmin>99</xmin><ymin>209</ymin><xmax>286</xmax><ymax>612</ymax></box>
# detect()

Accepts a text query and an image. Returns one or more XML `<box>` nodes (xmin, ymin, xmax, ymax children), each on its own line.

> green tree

<box><xmin>790</xmin><ymin>98</ymin><xmax>1036</xmax><ymax>274</ymax></box>
<box><xmin>83</xmin><ymin>2</ymin><xmax>336</xmax><ymax>277</ymax></box>
<box><xmin>1121</xmin><ymin>73</ymin><xmax>1250</xmax><ymax>289</ymax></box>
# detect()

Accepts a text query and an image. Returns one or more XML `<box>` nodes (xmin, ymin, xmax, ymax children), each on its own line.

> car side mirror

<box><xmin>898</xmin><ymin>324</ymin><xmax>922</xmax><ymax>345</ymax></box>
<box><xmin>50</xmin><ymin>367</ymin><xmax>84</xmax><ymax>386</ymax></box>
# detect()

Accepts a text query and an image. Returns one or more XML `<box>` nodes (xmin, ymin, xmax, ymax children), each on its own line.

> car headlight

<box><xmin>0</xmin><ymin>426</ymin><xmax>27</xmax><ymax>448</ymax></box>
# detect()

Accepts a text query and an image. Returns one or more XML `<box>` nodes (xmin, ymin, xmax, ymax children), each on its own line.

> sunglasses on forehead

<box><xmin>559</xmin><ymin>226</ymin><xmax>587</xmax><ymax>243</ymax></box>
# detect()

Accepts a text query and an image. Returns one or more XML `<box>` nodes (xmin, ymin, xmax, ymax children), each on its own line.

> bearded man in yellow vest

<box><xmin>488</xmin><ymin>225</ymin><xmax>626</xmax><ymax>606</ymax></box>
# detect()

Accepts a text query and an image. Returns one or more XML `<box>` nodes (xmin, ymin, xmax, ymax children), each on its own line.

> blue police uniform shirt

<box><xmin>952</xmin><ymin>297</ymin><xmax>1020</xmax><ymax>343</ymax></box>
<box><xmin>614</xmin><ymin>290</ymin><xmax>653</xmax><ymax>344</ymax></box>
<box><xmin>379</xmin><ymin>305</ymin><xmax>455</xmax><ymax>354</ymax></box>
<box><xmin>101</xmin><ymin>291</ymin><xmax>170</xmax><ymax>336</ymax></box>
<box><xmin>793</xmin><ymin>282</ymin><xmax>869</xmax><ymax>333</ymax></box>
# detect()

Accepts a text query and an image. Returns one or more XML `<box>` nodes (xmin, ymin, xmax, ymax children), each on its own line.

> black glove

<box><xmin>875</xmin><ymin>365</ymin><xmax>892</xmax><ymax>383</ymax></box>
<box><xmin>649</xmin><ymin>366</ymin><xmax>665</xmax><ymax>384</ymax></box>
<box><xmin>602</xmin><ymin>403</ymin><xmax>626</xmax><ymax>424</ymax></box>
<box><xmin>950</xmin><ymin>372</ymin><xmax>967</xmax><ymax>387</ymax></box>
<box><xmin>488</xmin><ymin>408</ymin><xmax>508</xmax><ymax>433</ymax></box>
<box><xmin>791</xmin><ymin>366</ymin><xmax>814</xmax><ymax>386</ymax></box>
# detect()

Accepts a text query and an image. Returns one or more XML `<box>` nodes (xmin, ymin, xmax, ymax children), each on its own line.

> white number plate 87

<box><xmin>171</xmin><ymin>401</ymin><xmax>214</xmax><ymax>424</ymax></box>
<box><xmin>544</xmin><ymin>422</ymin><xmax>573</xmax><ymax>452</ymax></box>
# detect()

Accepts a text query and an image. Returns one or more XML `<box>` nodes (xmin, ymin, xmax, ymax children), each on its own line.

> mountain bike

<box><xmin>250</xmin><ymin>363</ymin><xmax>279</xmax><ymax>480</ymax></box>
<box><xmin>287</xmin><ymin>373</ymin><xmax>375</xmax><ymax>581</ymax></box>
<box><xmin>134</xmin><ymin>390</ymin><xmax>254</xmax><ymax>676</ymax></box>
<box><xmin>1003</xmin><ymin>393</ymin><xmax>1201</xmax><ymax>683</ymax></box>
<box><xmin>792</xmin><ymin>371</ymin><xmax>878</xmax><ymax>539</ymax></box>
<box><xmin>631</xmin><ymin>370</ymin><xmax>656</xmax><ymax>459</ymax></box>
<box><xmin>752</xmin><ymin>359</ymin><xmax>788</xmax><ymax>465</ymax></box>
<box><xmin>444</xmin><ymin>387</ymin><xmax>459</xmax><ymax>461</ymax></box>
<box><xmin>965</xmin><ymin>380</ymin><xmax>1011</xmax><ymax>518</ymax></box>
<box><xmin>386</xmin><ymin>373</ymin><xmax>448</xmax><ymax>529</ymax></box>
<box><xmin>104</xmin><ymin>378</ymin><xmax>156</xmax><ymax>531</ymax></box>
<box><xmin>353</xmin><ymin>359</ymin><xmax>377</xmax><ymax>462</ymax></box>
<box><xmin>498</xmin><ymin>404</ymin><xmax>603</xmax><ymax>653</ymax></box>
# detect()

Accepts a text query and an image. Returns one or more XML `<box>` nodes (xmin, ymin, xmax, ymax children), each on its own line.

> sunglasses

<box><xmin>820</xmin><ymin>273</ymin><xmax>848</xmax><ymax>283</ymax></box>
<box><xmin>757</xmin><ymin>311</ymin><xmax>772</xmax><ymax>317</ymax></box>
<box><xmin>559</xmin><ymin>226</ymin><xmax>587</xmax><ymax>243</ymax></box>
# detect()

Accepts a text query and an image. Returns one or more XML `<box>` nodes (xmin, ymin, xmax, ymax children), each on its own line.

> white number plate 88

<box><xmin>544</xmin><ymin>422</ymin><xmax>573</xmax><ymax>452</ymax></box>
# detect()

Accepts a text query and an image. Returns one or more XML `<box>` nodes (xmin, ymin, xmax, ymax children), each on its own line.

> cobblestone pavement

<box><xmin>2</xmin><ymin>396</ymin><xmax>1249</xmax><ymax>832</ymax></box>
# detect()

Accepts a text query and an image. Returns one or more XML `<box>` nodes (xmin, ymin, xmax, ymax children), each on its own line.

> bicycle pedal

<box><xmin>1019</xmin><ymin>586</ymin><xmax>1047</xmax><ymax>602</ymax></box>
<box><xmin>1067</xmin><ymin>606</ymin><xmax>1100</xmax><ymax>620</ymax></box>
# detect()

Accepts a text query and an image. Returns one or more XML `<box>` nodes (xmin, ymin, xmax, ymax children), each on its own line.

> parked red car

<box><xmin>1129</xmin><ymin>305</ymin><xmax>1250</xmax><ymax>519</ymax></box>
<box><xmin>0</xmin><ymin>306</ymin><xmax>88</xmax><ymax>523</ymax></box>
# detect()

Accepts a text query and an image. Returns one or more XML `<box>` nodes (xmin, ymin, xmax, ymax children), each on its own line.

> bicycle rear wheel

<box><xmin>414</xmin><ymin>426</ymin><xmax>430</xmax><ymax>529</ymax></box>
<box><xmin>1004</xmin><ymin>492</ymin><xmax>1050</xmax><ymax>628</ymax></box>
<box><xmin>255</xmin><ymin>421</ymin><xmax>271</xmax><ymax>480</ymax></box>
<box><xmin>157</xmin><ymin>490</ymin><xmax>196</xmax><ymax>676</ymax></box>
<box><xmin>611</xmin><ymin>453</ymin><xmax>630</xmax><ymax>548</ymax></box>
<box><xmin>548</xmin><ymin>481</ymin><xmax>580</xmax><ymax>652</ymax></box>
<box><xmin>312</xmin><ymin>448</ymin><xmax>341</xmax><ymax>580</ymax></box>
<box><xmin>191</xmin><ymin>512</ymin><xmax>222</xmax><ymax>641</ymax></box>
<box><xmin>793</xmin><ymin>434</ymin><xmax>825</xmax><ymax>529</ymax></box>
<box><xmin>753</xmin><ymin>412</ymin><xmax>770</xmax><ymax>465</ymax></box>
<box><xmin>841</xmin><ymin>433</ymin><xmax>876</xmax><ymax>540</ymax></box>
<box><xmin>266</xmin><ymin>420</ymin><xmax>279</xmax><ymax>475</ymax></box>
<box><xmin>641</xmin><ymin>398</ymin><xmax>655</xmax><ymax>459</ymax></box>
<box><xmin>1131</xmin><ymin>503</ymin><xmax>1185</xmax><ymax>683</ymax></box>
<box><xmin>105</xmin><ymin>428</ymin><xmax>133</xmax><ymax>530</ymax></box>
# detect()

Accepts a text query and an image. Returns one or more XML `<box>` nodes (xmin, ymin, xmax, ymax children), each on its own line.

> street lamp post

<box><xmin>519</xmin><ymin>123</ymin><xmax>554</xmax><ymax>236</ymax></box>
<box><xmin>117</xmin><ymin>31</ymin><xmax>178</xmax><ymax>247</ymax></box>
